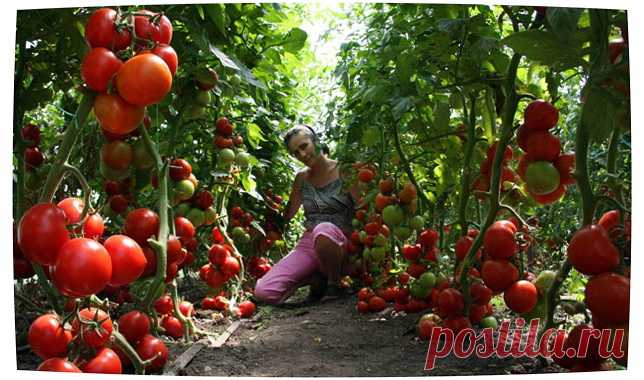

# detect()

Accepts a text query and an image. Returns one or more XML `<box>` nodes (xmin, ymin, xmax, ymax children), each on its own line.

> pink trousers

<box><xmin>254</xmin><ymin>222</ymin><xmax>349</xmax><ymax>304</ymax></box>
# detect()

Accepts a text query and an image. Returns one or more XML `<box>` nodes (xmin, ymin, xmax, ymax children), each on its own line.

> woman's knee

<box><xmin>253</xmin><ymin>279</ymin><xmax>283</xmax><ymax>305</ymax></box>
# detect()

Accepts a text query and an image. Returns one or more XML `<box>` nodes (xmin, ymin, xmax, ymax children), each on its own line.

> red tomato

<box><xmin>57</xmin><ymin>197</ymin><xmax>84</xmax><ymax>225</ymax></box>
<box><xmin>503</xmin><ymin>280</ymin><xmax>538</xmax><ymax>313</ymax></box>
<box><xmin>407</xmin><ymin>262</ymin><xmax>427</xmax><ymax>278</ymax></box>
<box><xmin>442</xmin><ymin>316</ymin><xmax>472</xmax><ymax>335</ymax></box>
<box><xmin>71</xmin><ymin>308</ymin><xmax>113</xmax><ymax>348</ymax></box>
<box><xmin>94</xmin><ymin>93</ymin><xmax>145</xmax><ymax>136</ymax></box>
<box><xmin>13</xmin><ymin>258</ymin><xmax>35</xmax><ymax>279</ymax></box>
<box><xmin>179</xmin><ymin>301</ymin><xmax>195</xmax><ymax>317</ymax></box>
<box><xmin>483</xmin><ymin>221</ymin><xmax>517</xmax><ymax>260</ymax></box>
<box><xmin>83</xmin><ymin>213</ymin><xmax>105</xmax><ymax>239</ymax></box>
<box><xmin>211</xmin><ymin>227</ymin><xmax>224</xmax><ymax>244</ymax></box>
<box><xmin>470</xmin><ymin>282</ymin><xmax>493</xmax><ymax>305</ymax></box>
<box><xmin>554</xmin><ymin>153</ymin><xmax>576</xmax><ymax>185</ymax></box>
<box><xmin>525</xmin><ymin>131</ymin><xmax>561</xmax><ymax>162</ymax></box>
<box><xmin>597</xmin><ymin>209</ymin><xmax>622</xmax><ymax>239</ymax></box>
<box><xmin>166</xmin><ymin>235</ymin><xmax>183</xmax><ymax>264</ymax></box>
<box><xmin>109</xmin><ymin>194</ymin><xmax>129</xmax><ymax>214</ymax></box>
<box><xmin>220</xmin><ymin>256</ymin><xmax>240</xmax><ymax>279</ymax></box>
<box><xmin>468</xmin><ymin>304</ymin><xmax>487</xmax><ymax>325</ymax></box>
<box><xmin>169</xmin><ymin>158</ymin><xmax>192</xmax><ymax>181</ymax></box>
<box><xmin>205</xmin><ymin>268</ymin><xmax>227</xmax><ymax>288</ymax></box>
<box><xmin>417</xmin><ymin>314</ymin><xmax>439</xmax><ymax>340</ymax></box>
<box><xmin>37</xmin><ymin>357</ymin><xmax>82</xmax><ymax>372</ymax></box>
<box><xmin>368</xmin><ymin>296</ymin><xmax>386</xmax><ymax>312</ymax></box>
<box><xmin>136</xmin><ymin>334</ymin><xmax>169</xmax><ymax>371</ymax></box>
<box><xmin>437</xmin><ymin>288</ymin><xmax>464</xmax><ymax>317</ymax></box>
<box><xmin>418</xmin><ymin>228</ymin><xmax>439</xmax><ymax>249</ymax></box>
<box><xmin>118</xmin><ymin>310</ymin><xmax>150</xmax><ymax>344</ymax></box>
<box><xmin>455</xmin><ymin>236</ymin><xmax>478</xmax><ymax>261</ymax></box>
<box><xmin>28</xmin><ymin>314</ymin><xmax>72</xmax><ymax>360</ymax></box>
<box><xmin>486</xmin><ymin>141</ymin><xmax>513</xmax><ymax>163</ymax></box>
<box><xmin>18</xmin><ymin>203</ymin><xmax>70</xmax><ymax>266</ymax></box>
<box><xmin>213</xmin><ymin>295</ymin><xmax>229</xmax><ymax>310</ymax></box>
<box><xmin>154</xmin><ymin>295</ymin><xmax>174</xmax><ymax>315</ymax></box>
<box><xmin>21</xmin><ymin>123</ymin><xmax>41</xmax><ymax>147</ymax></box>
<box><xmin>24</xmin><ymin>146</ymin><xmax>44</xmax><ymax>167</ymax></box>
<box><xmin>201</xmin><ymin>297</ymin><xmax>217</xmax><ymax>310</ymax></box>
<box><xmin>516</xmin><ymin>124</ymin><xmax>534</xmax><ymax>151</ymax></box>
<box><xmin>402</xmin><ymin>244</ymin><xmax>422</xmax><ymax>261</ymax></box>
<box><xmin>150</xmin><ymin>44</ymin><xmax>178</xmax><ymax>76</ymax></box>
<box><xmin>124</xmin><ymin>208</ymin><xmax>160</xmax><ymax>245</ymax></box>
<box><xmin>82</xmin><ymin>347</ymin><xmax>122</xmax><ymax>374</ymax></box>
<box><xmin>101</xmin><ymin>140</ymin><xmax>133</xmax><ymax>171</ymax></box>
<box><xmin>104</xmin><ymin>235</ymin><xmax>147</xmax><ymax>286</ymax></box>
<box><xmin>481</xmin><ymin>259</ymin><xmax>519</xmax><ymax>292</ymax></box>
<box><xmin>81</xmin><ymin>48</ymin><xmax>123</xmax><ymax>92</ymax></box>
<box><xmin>585</xmin><ymin>272</ymin><xmax>629</xmax><ymax>326</ymax></box>
<box><xmin>160</xmin><ymin>315</ymin><xmax>184</xmax><ymax>338</ymax></box>
<box><xmin>85</xmin><ymin>8</ymin><xmax>131</xmax><ymax>50</ymax></box>
<box><xmin>174</xmin><ymin>216</ymin><xmax>195</xmax><ymax>240</ymax></box>
<box><xmin>216</xmin><ymin>117</ymin><xmax>233</xmax><ymax>136</ymax></box>
<box><xmin>116</xmin><ymin>54</ymin><xmax>172</xmax><ymax>107</ymax></box>
<box><xmin>165</xmin><ymin>261</ymin><xmax>179</xmax><ymax>283</ymax></box>
<box><xmin>528</xmin><ymin>183</ymin><xmax>566</xmax><ymax>205</ymax></box>
<box><xmin>238</xmin><ymin>300</ymin><xmax>256</xmax><ymax>318</ymax></box>
<box><xmin>134</xmin><ymin>10</ymin><xmax>173</xmax><ymax>44</ymax></box>
<box><xmin>357</xmin><ymin>300</ymin><xmax>370</xmax><ymax>313</ymax></box>
<box><xmin>567</xmin><ymin>225</ymin><xmax>619</xmax><ymax>275</ymax></box>
<box><xmin>53</xmin><ymin>238</ymin><xmax>112</xmax><ymax>297</ymax></box>
<box><xmin>524</xmin><ymin>100</ymin><xmax>559</xmax><ymax>130</ymax></box>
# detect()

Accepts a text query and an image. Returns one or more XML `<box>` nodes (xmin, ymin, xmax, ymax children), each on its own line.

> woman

<box><xmin>254</xmin><ymin>125</ymin><xmax>358</xmax><ymax>304</ymax></box>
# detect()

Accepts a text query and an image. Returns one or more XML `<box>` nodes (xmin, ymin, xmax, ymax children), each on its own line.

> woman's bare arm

<box><xmin>283</xmin><ymin>171</ymin><xmax>306</xmax><ymax>222</ymax></box>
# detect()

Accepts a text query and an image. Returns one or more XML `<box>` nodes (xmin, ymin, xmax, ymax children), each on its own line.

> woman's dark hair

<box><xmin>283</xmin><ymin>125</ymin><xmax>329</xmax><ymax>155</ymax></box>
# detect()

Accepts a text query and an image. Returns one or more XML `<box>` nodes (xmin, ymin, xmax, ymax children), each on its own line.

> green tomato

<box><xmin>533</xmin><ymin>270</ymin><xmax>557</xmax><ymax>295</ymax></box>
<box><xmin>382</xmin><ymin>205</ymin><xmax>404</xmax><ymax>226</ymax></box>
<box><xmin>220</xmin><ymin>148</ymin><xmax>236</xmax><ymax>164</ymax></box>
<box><xmin>362</xmin><ymin>247</ymin><xmax>371</xmax><ymax>261</ymax></box>
<box><xmin>231</xmin><ymin>226</ymin><xmax>246</xmax><ymax>240</ymax></box>
<box><xmin>417</xmin><ymin>271</ymin><xmax>437</xmax><ymax>290</ymax></box>
<box><xmin>410</xmin><ymin>215</ymin><xmax>425</xmax><ymax>231</ymax></box>
<box><xmin>174</xmin><ymin>179</ymin><xmax>195</xmax><ymax>201</ymax></box>
<box><xmin>203</xmin><ymin>207</ymin><xmax>218</xmax><ymax>225</ymax></box>
<box><xmin>183</xmin><ymin>104</ymin><xmax>206</xmax><ymax>121</ymax></box>
<box><xmin>174</xmin><ymin>202</ymin><xmax>192</xmax><ymax>217</ymax></box>
<box><xmin>359</xmin><ymin>230</ymin><xmax>367</xmax><ymax>243</ymax></box>
<box><xmin>235</xmin><ymin>151</ymin><xmax>251</xmax><ymax>167</ymax></box>
<box><xmin>373</xmin><ymin>233</ymin><xmax>387</xmax><ymax>247</ymax></box>
<box><xmin>370</xmin><ymin>246</ymin><xmax>386</xmax><ymax>263</ymax></box>
<box><xmin>186</xmin><ymin>208</ymin><xmax>205</xmax><ymax>228</ymax></box>
<box><xmin>525</xmin><ymin>161</ymin><xmax>560</xmax><ymax>195</ymax></box>
<box><xmin>352</xmin><ymin>219</ymin><xmax>362</xmax><ymax>229</ymax></box>
<box><xmin>132</xmin><ymin>139</ymin><xmax>154</xmax><ymax>170</ymax></box>
<box><xmin>99</xmin><ymin>160</ymin><xmax>130</xmax><ymax>180</ymax></box>
<box><xmin>195</xmin><ymin>90</ymin><xmax>212</xmax><ymax>106</ymax></box>
<box><xmin>410</xmin><ymin>281</ymin><xmax>430</xmax><ymax>299</ymax></box>
<box><xmin>480</xmin><ymin>316</ymin><xmax>498</xmax><ymax>329</ymax></box>
<box><xmin>393</xmin><ymin>226</ymin><xmax>412</xmax><ymax>241</ymax></box>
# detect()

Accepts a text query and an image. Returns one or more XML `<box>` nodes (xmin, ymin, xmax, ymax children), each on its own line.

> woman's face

<box><xmin>287</xmin><ymin>131</ymin><xmax>317</xmax><ymax>167</ymax></box>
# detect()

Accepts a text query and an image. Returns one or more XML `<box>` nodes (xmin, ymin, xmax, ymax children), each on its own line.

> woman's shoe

<box><xmin>306</xmin><ymin>274</ymin><xmax>328</xmax><ymax>303</ymax></box>
<box><xmin>319</xmin><ymin>283</ymin><xmax>348</xmax><ymax>302</ymax></box>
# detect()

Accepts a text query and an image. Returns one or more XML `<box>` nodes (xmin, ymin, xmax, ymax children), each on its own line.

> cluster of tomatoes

<box><xmin>84</xmin><ymin>8</ymin><xmax>176</xmax><ymax>137</ymax></box>
<box><xmin>169</xmin><ymin>158</ymin><xmax>218</xmax><ymax>228</ymax></box>
<box><xmin>516</xmin><ymin>100</ymin><xmax>575</xmax><ymax>205</ymax></box>
<box><xmin>22</xmin><ymin>123</ymin><xmax>45</xmax><ymax>170</ymax></box>
<box><xmin>153</xmin><ymin>295</ymin><xmax>195</xmax><ymax>339</ymax></box>
<box><xmin>472</xmin><ymin>142</ymin><xmax>519</xmax><ymax>201</ymax></box>
<box><xmin>213</xmin><ymin>117</ymin><xmax>250</xmax><ymax>168</ymax></box>
<box><xmin>28</xmin><ymin>306</ymin><xmax>169</xmax><ymax>373</ymax></box>
<box><xmin>183</xmin><ymin>67</ymin><xmax>219</xmax><ymax>120</ymax></box>
<box><xmin>557</xmin><ymin>210</ymin><xmax>630</xmax><ymax>369</ymax></box>
<box><xmin>197</xmin><ymin>225</ymin><xmax>257</xmax><ymax>318</ymax></box>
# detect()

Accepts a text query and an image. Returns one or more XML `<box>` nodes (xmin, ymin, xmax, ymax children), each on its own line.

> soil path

<box><xmin>179</xmin><ymin>293</ymin><xmax>557</xmax><ymax>377</ymax></box>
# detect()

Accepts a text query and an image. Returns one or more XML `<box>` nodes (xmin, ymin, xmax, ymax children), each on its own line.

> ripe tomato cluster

<box><xmin>516</xmin><ymin>100</ymin><xmax>575</xmax><ymax>205</ymax></box>
<box><xmin>557</xmin><ymin>210</ymin><xmax>630</xmax><ymax>369</ymax></box>
<box><xmin>472</xmin><ymin>141</ymin><xmax>519</xmax><ymax>200</ymax></box>
<box><xmin>84</xmin><ymin>8</ymin><xmax>177</xmax><ymax>136</ymax></box>
<box><xmin>28</xmin><ymin>306</ymin><xmax>168</xmax><ymax>374</ymax></box>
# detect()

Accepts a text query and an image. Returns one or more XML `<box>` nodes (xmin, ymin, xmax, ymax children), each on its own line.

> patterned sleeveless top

<box><xmin>301</xmin><ymin>177</ymin><xmax>354</xmax><ymax>232</ymax></box>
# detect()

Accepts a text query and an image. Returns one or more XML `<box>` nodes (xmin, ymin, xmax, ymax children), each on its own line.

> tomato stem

<box><xmin>112</xmin><ymin>330</ymin><xmax>146</xmax><ymax>374</ymax></box>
